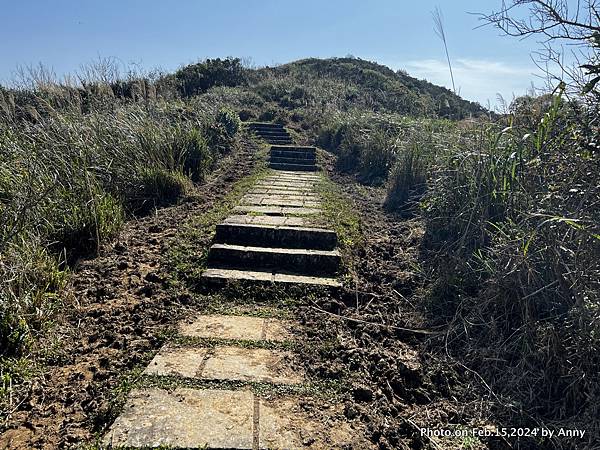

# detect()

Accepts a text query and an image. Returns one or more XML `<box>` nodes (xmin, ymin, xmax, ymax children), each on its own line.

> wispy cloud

<box><xmin>393</xmin><ymin>58</ymin><xmax>542</xmax><ymax>108</ymax></box>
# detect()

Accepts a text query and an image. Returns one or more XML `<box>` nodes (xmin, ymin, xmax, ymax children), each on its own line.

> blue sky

<box><xmin>0</xmin><ymin>0</ymin><xmax>546</xmax><ymax>107</ymax></box>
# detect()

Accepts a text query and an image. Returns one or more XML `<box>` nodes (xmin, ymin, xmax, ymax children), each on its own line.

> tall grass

<box><xmin>422</xmin><ymin>90</ymin><xmax>600</xmax><ymax>429</ymax></box>
<box><xmin>0</xmin><ymin>68</ymin><xmax>240</xmax><ymax>360</ymax></box>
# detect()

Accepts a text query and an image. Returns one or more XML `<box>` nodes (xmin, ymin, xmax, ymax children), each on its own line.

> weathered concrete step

<box><xmin>270</xmin><ymin>149</ymin><xmax>316</xmax><ymax>159</ymax></box>
<box><xmin>262</xmin><ymin>175</ymin><xmax>319</xmax><ymax>182</ymax></box>
<box><xmin>270</xmin><ymin>162</ymin><xmax>318</xmax><ymax>172</ymax></box>
<box><xmin>207</xmin><ymin>244</ymin><xmax>341</xmax><ymax>275</ymax></box>
<box><xmin>242</xmin><ymin>194</ymin><xmax>320</xmax><ymax>203</ymax></box>
<box><xmin>224</xmin><ymin>214</ymin><xmax>310</xmax><ymax>227</ymax></box>
<box><xmin>261</xmin><ymin>176</ymin><xmax>317</xmax><ymax>183</ymax></box>
<box><xmin>104</xmin><ymin>388</ymin><xmax>361</xmax><ymax>449</ymax></box>
<box><xmin>253</xmin><ymin>130</ymin><xmax>290</xmax><ymax>136</ymax></box>
<box><xmin>233</xmin><ymin>205</ymin><xmax>321</xmax><ymax>216</ymax></box>
<box><xmin>202</xmin><ymin>268</ymin><xmax>340</xmax><ymax>287</ymax></box>
<box><xmin>249</xmin><ymin>188</ymin><xmax>314</xmax><ymax>195</ymax></box>
<box><xmin>270</xmin><ymin>156</ymin><xmax>316</xmax><ymax>165</ymax></box>
<box><xmin>265</xmin><ymin>139</ymin><xmax>293</xmax><ymax>145</ymax></box>
<box><xmin>255</xmin><ymin>182</ymin><xmax>315</xmax><ymax>190</ymax></box>
<box><xmin>255</xmin><ymin>178</ymin><xmax>319</xmax><ymax>188</ymax></box>
<box><xmin>145</xmin><ymin>346</ymin><xmax>303</xmax><ymax>384</ymax></box>
<box><xmin>179</xmin><ymin>315</ymin><xmax>293</xmax><ymax>342</ymax></box>
<box><xmin>270</xmin><ymin>145</ymin><xmax>316</xmax><ymax>154</ymax></box>
<box><xmin>241</xmin><ymin>196</ymin><xmax>320</xmax><ymax>208</ymax></box>
<box><xmin>215</xmin><ymin>223</ymin><xmax>337</xmax><ymax>250</ymax></box>
<box><xmin>248</xmin><ymin>122</ymin><xmax>285</xmax><ymax>129</ymax></box>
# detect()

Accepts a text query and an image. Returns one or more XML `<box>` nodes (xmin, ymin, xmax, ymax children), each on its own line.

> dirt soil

<box><xmin>0</xmin><ymin>138</ymin><xmax>258</xmax><ymax>450</ymax></box>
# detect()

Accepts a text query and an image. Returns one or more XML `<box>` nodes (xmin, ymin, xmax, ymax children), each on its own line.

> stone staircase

<box><xmin>248</xmin><ymin>122</ymin><xmax>293</xmax><ymax>145</ymax></box>
<box><xmin>202</xmin><ymin>171</ymin><xmax>340</xmax><ymax>287</ymax></box>
<box><xmin>269</xmin><ymin>145</ymin><xmax>317</xmax><ymax>172</ymax></box>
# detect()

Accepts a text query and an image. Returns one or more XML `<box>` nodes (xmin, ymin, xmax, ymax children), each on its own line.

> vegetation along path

<box><xmin>103</xmin><ymin>126</ymin><xmax>370</xmax><ymax>448</ymax></box>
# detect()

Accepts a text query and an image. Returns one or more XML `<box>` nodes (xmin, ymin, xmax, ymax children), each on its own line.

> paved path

<box><xmin>103</xmin><ymin>163</ymin><xmax>367</xmax><ymax>448</ymax></box>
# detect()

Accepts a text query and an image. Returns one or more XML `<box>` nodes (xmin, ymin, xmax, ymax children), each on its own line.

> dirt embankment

<box><xmin>0</xmin><ymin>139</ymin><xmax>258</xmax><ymax>450</ymax></box>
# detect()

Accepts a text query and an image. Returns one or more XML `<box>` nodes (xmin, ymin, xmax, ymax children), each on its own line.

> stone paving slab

<box><xmin>202</xmin><ymin>268</ymin><xmax>340</xmax><ymax>287</ymax></box>
<box><xmin>233</xmin><ymin>206</ymin><xmax>321</xmax><ymax>215</ymax></box>
<box><xmin>257</xmin><ymin>181</ymin><xmax>316</xmax><ymax>188</ymax></box>
<box><xmin>268</xmin><ymin>171</ymin><xmax>320</xmax><ymax>178</ymax></box>
<box><xmin>143</xmin><ymin>347</ymin><xmax>208</xmax><ymax>378</ymax></box>
<box><xmin>241</xmin><ymin>197</ymin><xmax>320</xmax><ymax>208</ymax></box>
<box><xmin>203</xmin><ymin>347</ymin><xmax>303</xmax><ymax>384</ymax></box>
<box><xmin>145</xmin><ymin>346</ymin><xmax>303</xmax><ymax>384</ymax></box>
<box><xmin>103</xmin><ymin>388</ymin><xmax>254</xmax><ymax>449</ymax></box>
<box><xmin>179</xmin><ymin>314</ymin><xmax>293</xmax><ymax>342</ymax></box>
<box><xmin>249</xmin><ymin>188</ymin><xmax>315</xmax><ymax>195</ymax></box>
<box><xmin>242</xmin><ymin>194</ymin><xmax>320</xmax><ymax>203</ymax></box>
<box><xmin>224</xmin><ymin>214</ymin><xmax>309</xmax><ymax>227</ymax></box>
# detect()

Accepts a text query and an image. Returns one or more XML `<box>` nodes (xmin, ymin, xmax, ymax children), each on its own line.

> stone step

<box><xmin>270</xmin><ymin>156</ymin><xmax>316</xmax><ymax>165</ymax></box>
<box><xmin>265</xmin><ymin>139</ymin><xmax>293</xmax><ymax>145</ymax></box>
<box><xmin>248</xmin><ymin>122</ymin><xmax>285</xmax><ymax>130</ymax></box>
<box><xmin>224</xmin><ymin>214</ymin><xmax>310</xmax><ymax>227</ymax></box>
<box><xmin>207</xmin><ymin>244</ymin><xmax>341</xmax><ymax>276</ymax></box>
<box><xmin>145</xmin><ymin>346</ymin><xmax>303</xmax><ymax>384</ymax></box>
<box><xmin>215</xmin><ymin>223</ymin><xmax>337</xmax><ymax>250</ymax></box>
<box><xmin>270</xmin><ymin>162</ymin><xmax>318</xmax><ymax>172</ymax></box>
<box><xmin>270</xmin><ymin>145</ymin><xmax>316</xmax><ymax>154</ymax></box>
<box><xmin>179</xmin><ymin>315</ymin><xmax>293</xmax><ymax>342</ymax></box>
<box><xmin>240</xmin><ymin>196</ymin><xmax>320</xmax><ymax>208</ymax></box>
<box><xmin>252</xmin><ymin>188</ymin><xmax>315</xmax><ymax>195</ymax></box>
<box><xmin>242</xmin><ymin>194</ymin><xmax>320</xmax><ymax>203</ymax></box>
<box><xmin>202</xmin><ymin>267</ymin><xmax>340</xmax><ymax>287</ymax></box>
<box><xmin>270</xmin><ymin>149</ymin><xmax>316</xmax><ymax>160</ymax></box>
<box><xmin>233</xmin><ymin>205</ymin><xmax>321</xmax><ymax>216</ymax></box>
<box><xmin>253</xmin><ymin>130</ymin><xmax>291</xmax><ymax>136</ymax></box>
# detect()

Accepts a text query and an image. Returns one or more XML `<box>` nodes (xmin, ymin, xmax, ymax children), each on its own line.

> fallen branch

<box><xmin>309</xmin><ymin>301</ymin><xmax>443</xmax><ymax>335</ymax></box>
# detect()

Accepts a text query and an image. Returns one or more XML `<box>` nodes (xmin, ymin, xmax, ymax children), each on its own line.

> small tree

<box><xmin>480</xmin><ymin>1</ymin><xmax>600</xmax><ymax>96</ymax></box>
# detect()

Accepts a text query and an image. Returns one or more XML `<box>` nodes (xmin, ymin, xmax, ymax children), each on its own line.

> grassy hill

<box><xmin>1</xmin><ymin>56</ymin><xmax>598</xmax><ymax>448</ymax></box>
<box><xmin>258</xmin><ymin>57</ymin><xmax>485</xmax><ymax>118</ymax></box>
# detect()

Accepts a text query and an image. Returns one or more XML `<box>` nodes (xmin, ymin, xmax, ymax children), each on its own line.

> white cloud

<box><xmin>392</xmin><ymin>58</ymin><xmax>541</xmax><ymax>109</ymax></box>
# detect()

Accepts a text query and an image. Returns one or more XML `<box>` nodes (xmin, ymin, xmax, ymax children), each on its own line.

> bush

<box><xmin>131</xmin><ymin>168</ymin><xmax>190</xmax><ymax>213</ymax></box>
<box><xmin>47</xmin><ymin>188</ymin><xmax>124</xmax><ymax>259</ymax></box>
<box><xmin>423</xmin><ymin>90</ymin><xmax>600</xmax><ymax>428</ymax></box>
<box><xmin>216</xmin><ymin>108</ymin><xmax>241</xmax><ymax>137</ymax></box>
<box><xmin>175</xmin><ymin>58</ymin><xmax>246</xmax><ymax>97</ymax></box>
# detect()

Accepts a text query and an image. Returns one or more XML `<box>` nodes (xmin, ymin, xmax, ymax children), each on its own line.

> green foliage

<box><xmin>358</xmin><ymin>129</ymin><xmax>395</xmax><ymax>184</ymax></box>
<box><xmin>47</xmin><ymin>188</ymin><xmax>124</xmax><ymax>258</ymax></box>
<box><xmin>216</xmin><ymin>107</ymin><xmax>241</xmax><ymax>137</ymax></box>
<box><xmin>174</xmin><ymin>57</ymin><xmax>246</xmax><ymax>97</ymax></box>
<box><xmin>133</xmin><ymin>168</ymin><xmax>190</xmax><ymax>213</ymax></box>
<box><xmin>423</xmin><ymin>90</ymin><xmax>600</xmax><ymax>423</ymax></box>
<box><xmin>1</xmin><ymin>240</ymin><xmax>66</xmax><ymax>356</ymax></box>
<box><xmin>384</xmin><ymin>146</ymin><xmax>427</xmax><ymax>213</ymax></box>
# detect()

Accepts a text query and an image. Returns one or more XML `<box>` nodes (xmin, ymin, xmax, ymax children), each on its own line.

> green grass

<box><xmin>315</xmin><ymin>174</ymin><xmax>362</xmax><ymax>251</ymax></box>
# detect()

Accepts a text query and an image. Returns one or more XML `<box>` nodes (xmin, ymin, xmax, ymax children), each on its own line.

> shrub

<box><xmin>422</xmin><ymin>90</ymin><xmax>600</xmax><ymax>428</ymax></box>
<box><xmin>132</xmin><ymin>168</ymin><xmax>190</xmax><ymax>213</ymax></box>
<box><xmin>216</xmin><ymin>108</ymin><xmax>241</xmax><ymax>137</ymax></box>
<box><xmin>47</xmin><ymin>188</ymin><xmax>124</xmax><ymax>259</ymax></box>
<box><xmin>175</xmin><ymin>58</ymin><xmax>246</xmax><ymax>97</ymax></box>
